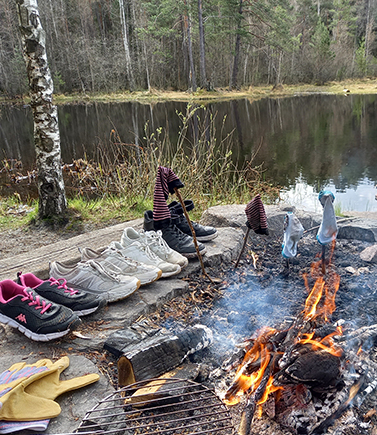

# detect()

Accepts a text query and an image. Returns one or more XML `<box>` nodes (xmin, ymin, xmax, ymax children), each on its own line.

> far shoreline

<box><xmin>1</xmin><ymin>79</ymin><xmax>376</xmax><ymax>106</ymax></box>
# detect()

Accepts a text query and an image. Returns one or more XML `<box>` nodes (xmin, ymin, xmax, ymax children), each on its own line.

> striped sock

<box><xmin>245</xmin><ymin>194</ymin><xmax>269</xmax><ymax>235</ymax></box>
<box><xmin>153</xmin><ymin>166</ymin><xmax>184</xmax><ymax>229</ymax></box>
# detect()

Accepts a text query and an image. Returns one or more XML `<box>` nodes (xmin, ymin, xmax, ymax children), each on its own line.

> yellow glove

<box><xmin>0</xmin><ymin>357</ymin><xmax>99</xmax><ymax>421</ymax></box>
<box><xmin>25</xmin><ymin>356</ymin><xmax>100</xmax><ymax>400</ymax></box>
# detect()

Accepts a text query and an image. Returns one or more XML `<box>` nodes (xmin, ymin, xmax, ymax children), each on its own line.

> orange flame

<box><xmin>256</xmin><ymin>376</ymin><xmax>284</xmax><ymax>417</ymax></box>
<box><xmin>224</xmin><ymin>327</ymin><xmax>276</xmax><ymax>406</ymax></box>
<box><xmin>298</xmin><ymin>327</ymin><xmax>343</xmax><ymax>357</ymax></box>
<box><xmin>302</xmin><ymin>263</ymin><xmax>340</xmax><ymax>322</ymax></box>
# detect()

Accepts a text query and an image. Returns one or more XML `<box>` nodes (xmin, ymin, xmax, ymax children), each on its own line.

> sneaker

<box><xmin>16</xmin><ymin>272</ymin><xmax>106</xmax><ymax>316</ymax></box>
<box><xmin>168</xmin><ymin>201</ymin><xmax>218</xmax><ymax>242</ymax></box>
<box><xmin>79</xmin><ymin>246</ymin><xmax>162</xmax><ymax>286</ymax></box>
<box><xmin>110</xmin><ymin>240</ymin><xmax>181</xmax><ymax>278</ymax></box>
<box><xmin>121</xmin><ymin>227</ymin><xmax>188</xmax><ymax>269</ymax></box>
<box><xmin>49</xmin><ymin>260</ymin><xmax>141</xmax><ymax>303</ymax></box>
<box><xmin>0</xmin><ymin>279</ymin><xmax>81</xmax><ymax>342</ymax></box>
<box><xmin>160</xmin><ymin>219</ymin><xmax>206</xmax><ymax>259</ymax></box>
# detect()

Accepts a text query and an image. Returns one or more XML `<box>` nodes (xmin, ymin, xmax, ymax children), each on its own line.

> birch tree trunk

<box><xmin>119</xmin><ymin>0</ymin><xmax>135</xmax><ymax>91</ymax></box>
<box><xmin>16</xmin><ymin>0</ymin><xmax>67</xmax><ymax>220</ymax></box>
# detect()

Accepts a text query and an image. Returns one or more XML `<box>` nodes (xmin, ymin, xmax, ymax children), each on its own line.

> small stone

<box><xmin>345</xmin><ymin>266</ymin><xmax>358</xmax><ymax>275</ymax></box>
<box><xmin>360</xmin><ymin>245</ymin><xmax>377</xmax><ymax>263</ymax></box>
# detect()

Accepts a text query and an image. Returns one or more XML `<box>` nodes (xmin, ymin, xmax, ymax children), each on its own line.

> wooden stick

<box><xmin>239</xmin><ymin>364</ymin><xmax>272</xmax><ymax>435</ymax></box>
<box><xmin>303</xmin><ymin>217</ymin><xmax>355</xmax><ymax>235</ymax></box>
<box><xmin>173</xmin><ymin>187</ymin><xmax>211</xmax><ymax>281</ymax></box>
<box><xmin>235</xmin><ymin>227</ymin><xmax>251</xmax><ymax>269</ymax></box>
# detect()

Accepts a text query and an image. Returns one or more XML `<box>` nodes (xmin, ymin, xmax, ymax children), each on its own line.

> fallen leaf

<box><xmin>72</xmin><ymin>331</ymin><xmax>92</xmax><ymax>340</ymax></box>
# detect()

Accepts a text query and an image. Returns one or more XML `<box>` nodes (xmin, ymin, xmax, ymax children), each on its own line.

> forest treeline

<box><xmin>1</xmin><ymin>0</ymin><xmax>377</xmax><ymax>97</ymax></box>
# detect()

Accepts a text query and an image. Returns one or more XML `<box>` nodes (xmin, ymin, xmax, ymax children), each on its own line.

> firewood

<box><xmin>105</xmin><ymin>324</ymin><xmax>213</xmax><ymax>382</ymax></box>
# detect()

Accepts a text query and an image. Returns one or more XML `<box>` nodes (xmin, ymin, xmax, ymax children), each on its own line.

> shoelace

<box><xmin>137</xmin><ymin>243</ymin><xmax>161</xmax><ymax>261</ymax></box>
<box><xmin>102</xmin><ymin>247</ymin><xmax>139</xmax><ymax>270</ymax></box>
<box><xmin>49</xmin><ymin>277</ymin><xmax>78</xmax><ymax>296</ymax></box>
<box><xmin>169</xmin><ymin>224</ymin><xmax>190</xmax><ymax>242</ymax></box>
<box><xmin>21</xmin><ymin>289</ymin><xmax>52</xmax><ymax>314</ymax></box>
<box><xmin>84</xmin><ymin>260</ymin><xmax>123</xmax><ymax>283</ymax></box>
<box><xmin>145</xmin><ymin>231</ymin><xmax>172</xmax><ymax>256</ymax></box>
<box><xmin>110</xmin><ymin>240</ymin><xmax>160</xmax><ymax>263</ymax></box>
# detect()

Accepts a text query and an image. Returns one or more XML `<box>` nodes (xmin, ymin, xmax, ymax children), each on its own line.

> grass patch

<box><xmin>0</xmin><ymin>196</ymin><xmax>38</xmax><ymax>231</ymax></box>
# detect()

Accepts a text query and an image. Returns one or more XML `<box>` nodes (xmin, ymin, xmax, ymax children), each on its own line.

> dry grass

<box><xmin>47</xmin><ymin>79</ymin><xmax>377</xmax><ymax>105</ymax></box>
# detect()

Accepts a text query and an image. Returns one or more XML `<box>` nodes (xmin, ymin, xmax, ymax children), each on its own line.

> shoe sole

<box><xmin>196</xmin><ymin>232</ymin><xmax>218</xmax><ymax>242</ymax></box>
<box><xmin>73</xmin><ymin>297</ymin><xmax>107</xmax><ymax>316</ymax></box>
<box><xmin>0</xmin><ymin>312</ymin><xmax>78</xmax><ymax>342</ymax></box>
<box><xmin>160</xmin><ymin>267</ymin><xmax>181</xmax><ymax>278</ymax></box>
<box><xmin>101</xmin><ymin>280</ymin><xmax>141</xmax><ymax>303</ymax></box>
<box><xmin>65</xmin><ymin>279</ymin><xmax>141</xmax><ymax>304</ymax></box>
<box><xmin>139</xmin><ymin>269</ymin><xmax>163</xmax><ymax>285</ymax></box>
<box><xmin>180</xmin><ymin>246</ymin><xmax>207</xmax><ymax>259</ymax></box>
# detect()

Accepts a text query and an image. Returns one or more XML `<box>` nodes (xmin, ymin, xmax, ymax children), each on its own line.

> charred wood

<box><xmin>105</xmin><ymin>325</ymin><xmax>213</xmax><ymax>382</ymax></box>
<box><xmin>239</xmin><ymin>362</ymin><xmax>273</xmax><ymax>435</ymax></box>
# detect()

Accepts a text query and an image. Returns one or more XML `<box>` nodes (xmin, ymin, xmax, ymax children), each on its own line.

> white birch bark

<box><xmin>16</xmin><ymin>0</ymin><xmax>67</xmax><ymax>219</ymax></box>
<box><xmin>119</xmin><ymin>0</ymin><xmax>135</xmax><ymax>91</ymax></box>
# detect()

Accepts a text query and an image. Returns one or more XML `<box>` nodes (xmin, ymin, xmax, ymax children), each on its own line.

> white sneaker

<box><xmin>49</xmin><ymin>260</ymin><xmax>140</xmax><ymax>303</ymax></box>
<box><xmin>79</xmin><ymin>246</ymin><xmax>162</xmax><ymax>286</ymax></box>
<box><xmin>109</xmin><ymin>241</ymin><xmax>181</xmax><ymax>278</ymax></box>
<box><xmin>121</xmin><ymin>227</ymin><xmax>188</xmax><ymax>269</ymax></box>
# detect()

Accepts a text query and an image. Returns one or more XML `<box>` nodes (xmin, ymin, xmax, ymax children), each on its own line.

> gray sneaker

<box><xmin>110</xmin><ymin>240</ymin><xmax>181</xmax><ymax>278</ymax></box>
<box><xmin>49</xmin><ymin>260</ymin><xmax>140</xmax><ymax>303</ymax></box>
<box><xmin>121</xmin><ymin>227</ymin><xmax>188</xmax><ymax>269</ymax></box>
<box><xmin>79</xmin><ymin>246</ymin><xmax>162</xmax><ymax>286</ymax></box>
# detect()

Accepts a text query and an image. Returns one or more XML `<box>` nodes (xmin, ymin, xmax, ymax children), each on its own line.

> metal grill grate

<box><xmin>75</xmin><ymin>378</ymin><xmax>235</xmax><ymax>435</ymax></box>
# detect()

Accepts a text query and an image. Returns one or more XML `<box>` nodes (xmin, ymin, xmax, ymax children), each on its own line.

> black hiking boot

<box><xmin>144</xmin><ymin>210</ymin><xmax>206</xmax><ymax>258</ymax></box>
<box><xmin>160</xmin><ymin>218</ymin><xmax>206</xmax><ymax>259</ymax></box>
<box><xmin>168</xmin><ymin>201</ymin><xmax>218</xmax><ymax>242</ymax></box>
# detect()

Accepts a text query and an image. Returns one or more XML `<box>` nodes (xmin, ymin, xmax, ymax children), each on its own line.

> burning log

<box><xmin>338</xmin><ymin>323</ymin><xmax>377</xmax><ymax>347</ymax></box>
<box><xmin>274</xmin><ymin>348</ymin><xmax>342</xmax><ymax>390</ymax></box>
<box><xmin>238</xmin><ymin>367</ymin><xmax>274</xmax><ymax>435</ymax></box>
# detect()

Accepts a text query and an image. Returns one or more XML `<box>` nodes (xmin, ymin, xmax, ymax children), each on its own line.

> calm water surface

<box><xmin>1</xmin><ymin>94</ymin><xmax>377</xmax><ymax>212</ymax></box>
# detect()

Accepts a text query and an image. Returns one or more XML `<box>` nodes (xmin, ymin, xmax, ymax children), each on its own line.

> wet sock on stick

<box><xmin>153</xmin><ymin>166</ymin><xmax>184</xmax><ymax>230</ymax></box>
<box><xmin>281</xmin><ymin>212</ymin><xmax>304</xmax><ymax>258</ymax></box>
<box><xmin>317</xmin><ymin>191</ymin><xmax>338</xmax><ymax>245</ymax></box>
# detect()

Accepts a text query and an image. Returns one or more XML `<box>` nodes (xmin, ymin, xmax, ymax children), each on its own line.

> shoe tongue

<box><xmin>35</xmin><ymin>281</ymin><xmax>55</xmax><ymax>292</ymax></box>
<box><xmin>170</xmin><ymin>213</ymin><xmax>181</xmax><ymax>225</ymax></box>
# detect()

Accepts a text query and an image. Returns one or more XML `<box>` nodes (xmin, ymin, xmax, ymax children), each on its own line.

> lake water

<box><xmin>1</xmin><ymin>94</ymin><xmax>377</xmax><ymax>212</ymax></box>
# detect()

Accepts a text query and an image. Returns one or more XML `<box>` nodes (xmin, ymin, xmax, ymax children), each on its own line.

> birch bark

<box><xmin>16</xmin><ymin>0</ymin><xmax>67</xmax><ymax>219</ymax></box>
<box><xmin>119</xmin><ymin>0</ymin><xmax>135</xmax><ymax>91</ymax></box>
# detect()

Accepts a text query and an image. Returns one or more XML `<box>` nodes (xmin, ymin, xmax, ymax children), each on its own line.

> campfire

<box><xmin>219</xmin><ymin>242</ymin><xmax>372</xmax><ymax>435</ymax></box>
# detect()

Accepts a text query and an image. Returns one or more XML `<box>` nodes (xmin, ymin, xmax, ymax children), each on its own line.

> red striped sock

<box><xmin>153</xmin><ymin>166</ymin><xmax>184</xmax><ymax>228</ymax></box>
<box><xmin>245</xmin><ymin>194</ymin><xmax>269</xmax><ymax>235</ymax></box>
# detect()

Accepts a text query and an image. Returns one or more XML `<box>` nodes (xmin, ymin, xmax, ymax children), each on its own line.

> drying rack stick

<box><xmin>234</xmin><ymin>227</ymin><xmax>251</xmax><ymax>269</ymax></box>
<box><xmin>174</xmin><ymin>188</ymin><xmax>212</xmax><ymax>282</ymax></box>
